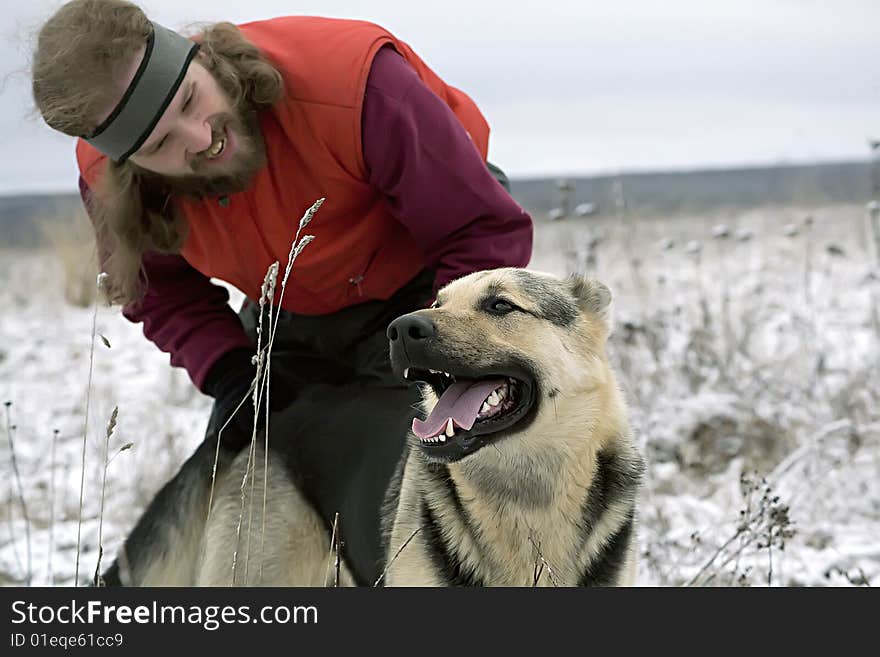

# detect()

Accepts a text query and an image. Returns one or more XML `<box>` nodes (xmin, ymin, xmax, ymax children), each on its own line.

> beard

<box><xmin>135</xmin><ymin>104</ymin><xmax>267</xmax><ymax>199</ymax></box>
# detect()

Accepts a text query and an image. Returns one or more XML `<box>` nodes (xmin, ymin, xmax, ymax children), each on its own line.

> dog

<box><xmin>103</xmin><ymin>268</ymin><xmax>644</xmax><ymax>587</ymax></box>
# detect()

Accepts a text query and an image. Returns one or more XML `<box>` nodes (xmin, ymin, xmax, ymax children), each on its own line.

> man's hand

<box><xmin>204</xmin><ymin>348</ymin><xmax>266</xmax><ymax>452</ymax></box>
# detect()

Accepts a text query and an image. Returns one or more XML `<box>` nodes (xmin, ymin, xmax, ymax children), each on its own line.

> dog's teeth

<box><xmin>404</xmin><ymin>368</ymin><xmax>410</xmax><ymax>379</ymax></box>
<box><xmin>445</xmin><ymin>418</ymin><xmax>455</xmax><ymax>437</ymax></box>
<box><xmin>439</xmin><ymin>435</ymin><xmax>446</xmax><ymax>443</ymax></box>
<box><xmin>481</xmin><ymin>402</ymin><xmax>490</xmax><ymax>413</ymax></box>
<box><xmin>488</xmin><ymin>391</ymin><xmax>500</xmax><ymax>406</ymax></box>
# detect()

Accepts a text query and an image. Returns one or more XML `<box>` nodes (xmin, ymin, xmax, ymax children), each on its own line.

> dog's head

<box><xmin>387</xmin><ymin>268</ymin><xmax>614</xmax><ymax>463</ymax></box>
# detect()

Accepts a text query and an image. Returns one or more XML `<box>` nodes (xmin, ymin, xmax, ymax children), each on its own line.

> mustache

<box><xmin>137</xmin><ymin>106</ymin><xmax>265</xmax><ymax>198</ymax></box>
<box><xmin>188</xmin><ymin>113</ymin><xmax>238</xmax><ymax>172</ymax></box>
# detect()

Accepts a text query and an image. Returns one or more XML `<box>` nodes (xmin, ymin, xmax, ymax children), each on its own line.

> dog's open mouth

<box><xmin>403</xmin><ymin>368</ymin><xmax>536</xmax><ymax>461</ymax></box>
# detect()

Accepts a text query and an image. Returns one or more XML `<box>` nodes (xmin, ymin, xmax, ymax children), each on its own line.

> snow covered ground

<box><xmin>1</xmin><ymin>202</ymin><xmax>878</xmax><ymax>586</ymax></box>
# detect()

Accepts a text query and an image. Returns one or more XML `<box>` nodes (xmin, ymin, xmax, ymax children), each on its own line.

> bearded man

<box><xmin>32</xmin><ymin>0</ymin><xmax>532</xmax><ymax>584</ymax></box>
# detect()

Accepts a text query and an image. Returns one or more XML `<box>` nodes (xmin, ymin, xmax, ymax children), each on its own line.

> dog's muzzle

<box><xmin>386</xmin><ymin>312</ymin><xmax>538</xmax><ymax>462</ymax></box>
<box><xmin>387</xmin><ymin>313</ymin><xmax>436</xmax><ymax>361</ymax></box>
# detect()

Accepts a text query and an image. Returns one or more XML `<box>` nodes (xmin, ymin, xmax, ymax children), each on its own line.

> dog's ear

<box><xmin>567</xmin><ymin>275</ymin><xmax>612</xmax><ymax>322</ymax></box>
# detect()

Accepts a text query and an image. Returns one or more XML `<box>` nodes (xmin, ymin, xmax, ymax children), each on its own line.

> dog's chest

<box><xmin>465</xmin><ymin>503</ymin><xmax>586</xmax><ymax>586</ymax></box>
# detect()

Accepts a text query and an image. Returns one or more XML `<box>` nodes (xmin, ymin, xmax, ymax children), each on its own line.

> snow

<box><xmin>1</xmin><ymin>202</ymin><xmax>878</xmax><ymax>587</ymax></box>
<box><xmin>530</xmin><ymin>202</ymin><xmax>880</xmax><ymax>586</ymax></box>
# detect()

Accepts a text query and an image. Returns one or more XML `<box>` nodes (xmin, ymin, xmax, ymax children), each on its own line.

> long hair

<box><xmin>32</xmin><ymin>0</ymin><xmax>283</xmax><ymax>304</ymax></box>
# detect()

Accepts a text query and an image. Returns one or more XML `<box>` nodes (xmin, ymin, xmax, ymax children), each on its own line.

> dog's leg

<box><xmin>195</xmin><ymin>443</ymin><xmax>354</xmax><ymax>586</ymax></box>
<box><xmin>101</xmin><ymin>439</ymin><xmax>233</xmax><ymax>586</ymax></box>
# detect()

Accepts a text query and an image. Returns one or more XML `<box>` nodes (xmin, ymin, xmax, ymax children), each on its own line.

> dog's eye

<box><xmin>486</xmin><ymin>298</ymin><xmax>517</xmax><ymax>315</ymax></box>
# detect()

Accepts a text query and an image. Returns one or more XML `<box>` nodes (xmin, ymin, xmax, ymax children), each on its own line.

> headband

<box><xmin>85</xmin><ymin>21</ymin><xmax>199</xmax><ymax>162</ymax></box>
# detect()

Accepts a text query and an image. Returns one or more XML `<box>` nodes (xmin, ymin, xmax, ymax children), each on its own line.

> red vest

<box><xmin>76</xmin><ymin>16</ymin><xmax>490</xmax><ymax>314</ymax></box>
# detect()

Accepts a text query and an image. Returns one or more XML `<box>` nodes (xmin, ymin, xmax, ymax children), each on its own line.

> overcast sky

<box><xmin>2</xmin><ymin>0</ymin><xmax>878</xmax><ymax>194</ymax></box>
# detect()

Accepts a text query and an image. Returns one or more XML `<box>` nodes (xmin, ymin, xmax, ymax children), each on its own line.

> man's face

<box><xmin>99</xmin><ymin>46</ymin><xmax>265</xmax><ymax>193</ymax></box>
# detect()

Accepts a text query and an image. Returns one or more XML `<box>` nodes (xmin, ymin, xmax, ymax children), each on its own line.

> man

<box><xmin>32</xmin><ymin>0</ymin><xmax>532</xmax><ymax>584</ymax></box>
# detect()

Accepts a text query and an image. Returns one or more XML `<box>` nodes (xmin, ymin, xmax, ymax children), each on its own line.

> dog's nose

<box><xmin>387</xmin><ymin>314</ymin><xmax>436</xmax><ymax>344</ymax></box>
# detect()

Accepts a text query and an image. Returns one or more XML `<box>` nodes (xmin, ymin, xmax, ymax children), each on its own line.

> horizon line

<box><xmin>0</xmin><ymin>155</ymin><xmax>872</xmax><ymax>199</ymax></box>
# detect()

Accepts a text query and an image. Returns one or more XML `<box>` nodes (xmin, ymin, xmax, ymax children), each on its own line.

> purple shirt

<box><xmin>80</xmin><ymin>46</ymin><xmax>533</xmax><ymax>391</ymax></box>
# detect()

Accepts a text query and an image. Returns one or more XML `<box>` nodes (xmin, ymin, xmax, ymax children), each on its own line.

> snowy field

<box><xmin>1</xmin><ymin>202</ymin><xmax>879</xmax><ymax>587</ymax></box>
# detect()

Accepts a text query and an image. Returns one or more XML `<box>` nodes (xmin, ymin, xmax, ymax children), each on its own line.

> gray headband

<box><xmin>85</xmin><ymin>22</ymin><xmax>200</xmax><ymax>162</ymax></box>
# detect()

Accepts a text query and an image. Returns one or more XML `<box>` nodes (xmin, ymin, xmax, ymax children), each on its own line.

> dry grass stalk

<box><xmin>321</xmin><ymin>512</ymin><xmax>343</xmax><ymax>587</ymax></box>
<box><xmin>528</xmin><ymin>534</ymin><xmax>560</xmax><ymax>587</ymax></box>
<box><xmin>4</xmin><ymin>402</ymin><xmax>31</xmax><ymax>585</ymax></box>
<box><xmin>74</xmin><ymin>274</ymin><xmax>104</xmax><ymax>586</ymax></box>
<box><xmin>374</xmin><ymin>527</ymin><xmax>422</xmax><ymax>587</ymax></box>
<box><xmin>92</xmin><ymin>406</ymin><xmax>118</xmax><ymax>586</ymax></box>
<box><xmin>239</xmin><ymin>262</ymin><xmax>277</xmax><ymax>585</ymax></box>
<box><xmin>257</xmin><ymin>265</ymin><xmax>278</xmax><ymax>585</ymax></box>
<box><xmin>47</xmin><ymin>428</ymin><xmax>59</xmax><ymax>585</ymax></box>
<box><xmin>686</xmin><ymin>474</ymin><xmax>794</xmax><ymax>587</ymax></box>
<box><xmin>221</xmin><ymin>199</ymin><xmax>320</xmax><ymax>585</ymax></box>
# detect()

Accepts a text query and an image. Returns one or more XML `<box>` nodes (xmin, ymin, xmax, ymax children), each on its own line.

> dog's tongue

<box><xmin>412</xmin><ymin>378</ymin><xmax>506</xmax><ymax>439</ymax></box>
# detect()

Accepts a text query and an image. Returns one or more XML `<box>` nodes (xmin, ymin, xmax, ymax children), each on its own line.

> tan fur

<box><xmin>196</xmin><ymin>444</ymin><xmax>354</xmax><ymax>586</ymax></box>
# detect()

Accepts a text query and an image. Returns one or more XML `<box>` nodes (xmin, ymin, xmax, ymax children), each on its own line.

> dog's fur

<box><xmin>104</xmin><ymin>268</ymin><xmax>644</xmax><ymax>587</ymax></box>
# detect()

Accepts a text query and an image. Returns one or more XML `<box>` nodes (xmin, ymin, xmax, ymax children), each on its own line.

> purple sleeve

<box><xmin>362</xmin><ymin>47</ymin><xmax>533</xmax><ymax>296</ymax></box>
<box><xmin>79</xmin><ymin>177</ymin><xmax>254</xmax><ymax>392</ymax></box>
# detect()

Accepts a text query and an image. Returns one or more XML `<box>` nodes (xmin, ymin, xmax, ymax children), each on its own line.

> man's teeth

<box><xmin>206</xmin><ymin>136</ymin><xmax>226</xmax><ymax>159</ymax></box>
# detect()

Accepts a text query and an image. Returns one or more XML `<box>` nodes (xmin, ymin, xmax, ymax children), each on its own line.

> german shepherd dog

<box><xmin>104</xmin><ymin>268</ymin><xmax>644</xmax><ymax>586</ymax></box>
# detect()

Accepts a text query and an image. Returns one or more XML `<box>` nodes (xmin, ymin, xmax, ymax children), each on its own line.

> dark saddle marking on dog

<box><xmin>419</xmin><ymin>500</ymin><xmax>486</xmax><ymax>587</ymax></box>
<box><xmin>576</xmin><ymin>448</ymin><xmax>643</xmax><ymax>586</ymax></box>
<box><xmin>578</xmin><ymin>513</ymin><xmax>635</xmax><ymax>587</ymax></box>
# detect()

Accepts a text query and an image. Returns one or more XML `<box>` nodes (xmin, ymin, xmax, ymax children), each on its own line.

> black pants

<box><xmin>205</xmin><ymin>268</ymin><xmax>434</xmax><ymax>584</ymax></box>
